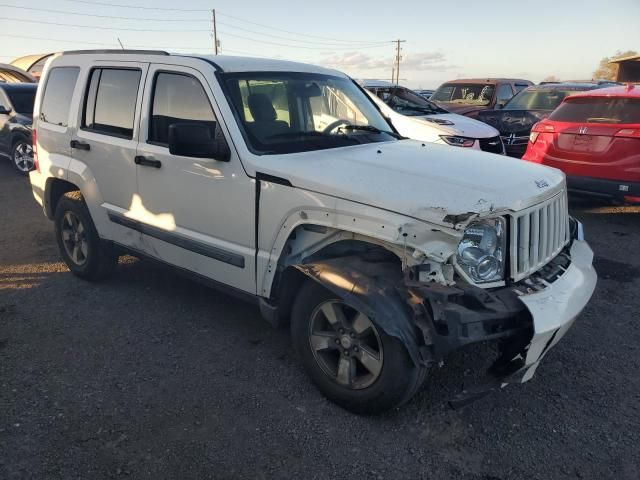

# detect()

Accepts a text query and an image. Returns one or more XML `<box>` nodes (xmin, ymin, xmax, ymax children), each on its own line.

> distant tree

<box><xmin>543</xmin><ymin>75</ymin><xmax>560</xmax><ymax>82</ymax></box>
<box><xmin>593</xmin><ymin>50</ymin><xmax>638</xmax><ymax>80</ymax></box>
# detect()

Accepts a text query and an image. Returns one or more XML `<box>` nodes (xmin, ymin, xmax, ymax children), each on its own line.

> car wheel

<box><xmin>11</xmin><ymin>138</ymin><xmax>34</xmax><ymax>175</ymax></box>
<box><xmin>54</xmin><ymin>191</ymin><xmax>117</xmax><ymax>281</ymax></box>
<box><xmin>291</xmin><ymin>279</ymin><xmax>426</xmax><ymax>414</ymax></box>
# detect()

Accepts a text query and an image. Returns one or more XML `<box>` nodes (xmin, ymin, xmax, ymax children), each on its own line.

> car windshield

<box><xmin>431</xmin><ymin>83</ymin><xmax>495</xmax><ymax>106</ymax></box>
<box><xmin>504</xmin><ymin>89</ymin><xmax>580</xmax><ymax>111</ymax></box>
<box><xmin>372</xmin><ymin>87</ymin><xmax>447</xmax><ymax>116</ymax></box>
<box><xmin>222</xmin><ymin>72</ymin><xmax>398</xmax><ymax>155</ymax></box>
<box><xmin>6</xmin><ymin>90</ymin><xmax>36</xmax><ymax>114</ymax></box>
<box><xmin>549</xmin><ymin>97</ymin><xmax>640</xmax><ymax>124</ymax></box>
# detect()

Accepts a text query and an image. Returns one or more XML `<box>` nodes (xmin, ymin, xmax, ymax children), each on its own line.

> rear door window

<box><xmin>148</xmin><ymin>72</ymin><xmax>216</xmax><ymax>145</ymax></box>
<box><xmin>549</xmin><ymin>97</ymin><xmax>640</xmax><ymax>124</ymax></box>
<box><xmin>83</xmin><ymin>68</ymin><xmax>142</xmax><ymax>138</ymax></box>
<box><xmin>40</xmin><ymin>67</ymin><xmax>80</xmax><ymax>127</ymax></box>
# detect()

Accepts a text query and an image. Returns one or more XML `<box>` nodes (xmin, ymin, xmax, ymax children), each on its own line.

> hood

<box><xmin>478</xmin><ymin>109</ymin><xmax>550</xmax><ymax>135</ymax></box>
<box><xmin>257</xmin><ymin>140</ymin><xmax>565</xmax><ymax>227</ymax></box>
<box><xmin>433</xmin><ymin>103</ymin><xmax>488</xmax><ymax>117</ymax></box>
<box><xmin>412</xmin><ymin>113</ymin><xmax>499</xmax><ymax>138</ymax></box>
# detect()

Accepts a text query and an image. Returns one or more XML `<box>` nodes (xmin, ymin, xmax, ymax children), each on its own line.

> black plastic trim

<box><xmin>108</xmin><ymin>212</ymin><xmax>245</xmax><ymax>268</ymax></box>
<box><xmin>255</xmin><ymin>172</ymin><xmax>293</xmax><ymax>187</ymax></box>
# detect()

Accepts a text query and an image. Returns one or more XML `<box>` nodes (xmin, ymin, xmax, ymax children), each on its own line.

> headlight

<box><xmin>456</xmin><ymin>218</ymin><xmax>506</xmax><ymax>283</ymax></box>
<box><xmin>440</xmin><ymin>135</ymin><xmax>475</xmax><ymax>147</ymax></box>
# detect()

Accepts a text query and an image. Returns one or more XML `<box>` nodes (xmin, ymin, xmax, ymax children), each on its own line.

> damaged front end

<box><xmin>291</xmin><ymin>217</ymin><xmax>596</xmax><ymax>407</ymax></box>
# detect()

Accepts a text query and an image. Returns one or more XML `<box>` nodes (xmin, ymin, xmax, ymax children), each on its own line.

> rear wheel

<box><xmin>54</xmin><ymin>191</ymin><xmax>117</xmax><ymax>280</ymax></box>
<box><xmin>291</xmin><ymin>279</ymin><xmax>426</xmax><ymax>414</ymax></box>
<box><xmin>11</xmin><ymin>137</ymin><xmax>34</xmax><ymax>175</ymax></box>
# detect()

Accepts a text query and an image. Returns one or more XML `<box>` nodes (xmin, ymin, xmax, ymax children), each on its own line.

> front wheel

<box><xmin>291</xmin><ymin>280</ymin><xmax>426</xmax><ymax>414</ymax></box>
<box><xmin>54</xmin><ymin>191</ymin><xmax>117</xmax><ymax>281</ymax></box>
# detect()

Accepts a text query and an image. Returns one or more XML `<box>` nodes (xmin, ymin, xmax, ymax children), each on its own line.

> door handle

<box><xmin>70</xmin><ymin>139</ymin><xmax>90</xmax><ymax>151</ymax></box>
<box><xmin>134</xmin><ymin>155</ymin><xmax>162</xmax><ymax>168</ymax></box>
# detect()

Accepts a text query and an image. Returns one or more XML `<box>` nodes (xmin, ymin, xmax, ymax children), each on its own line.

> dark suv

<box><xmin>478</xmin><ymin>82</ymin><xmax>617</xmax><ymax>157</ymax></box>
<box><xmin>431</xmin><ymin>78</ymin><xmax>533</xmax><ymax>119</ymax></box>
<box><xmin>0</xmin><ymin>83</ymin><xmax>37</xmax><ymax>174</ymax></box>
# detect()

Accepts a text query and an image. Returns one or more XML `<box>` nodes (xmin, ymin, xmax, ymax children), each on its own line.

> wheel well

<box><xmin>270</xmin><ymin>239</ymin><xmax>402</xmax><ymax>326</ymax></box>
<box><xmin>11</xmin><ymin>132</ymin><xmax>29</xmax><ymax>147</ymax></box>
<box><xmin>45</xmin><ymin>178</ymin><xmax>80</xmax><ymax>219</ymax></box>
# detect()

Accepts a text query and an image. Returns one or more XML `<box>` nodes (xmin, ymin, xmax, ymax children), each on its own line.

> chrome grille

<box><xmin>510</xmin><ymin>190</ymin><xmax>569</xmax><ymax>281</ymax></box>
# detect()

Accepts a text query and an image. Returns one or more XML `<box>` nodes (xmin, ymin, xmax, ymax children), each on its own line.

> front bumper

<box><xmin>513</xmin><ymin>239</ymin><xmax>596</xmax><ymax>381</ymax></box>
<box><xmin>413</xmin><ymin>237</ymin><xmax>597</xmax><ymax>386</ymax></box>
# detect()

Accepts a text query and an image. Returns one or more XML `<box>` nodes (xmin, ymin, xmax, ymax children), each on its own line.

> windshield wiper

<box><xmin>340</xmin><ymin>125</ymin><xmax>403</xmax><ymax>139</ymax></box>
<box><xmin>265</xmin><ymin>131</ymin><xmax>326</xmax><ymax>140</ymax></box>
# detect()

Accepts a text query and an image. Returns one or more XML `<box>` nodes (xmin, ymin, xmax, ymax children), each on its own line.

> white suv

<box><xmin>29</xmin><ymin>50</ymin><xmax>597</xmax><ymax>414</ymax></box>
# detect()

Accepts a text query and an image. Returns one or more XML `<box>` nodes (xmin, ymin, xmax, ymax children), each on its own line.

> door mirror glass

<box><xmin>168</xmin><ymin>122</ymin><xmax>231</xmax><ymax>161</ymax></box>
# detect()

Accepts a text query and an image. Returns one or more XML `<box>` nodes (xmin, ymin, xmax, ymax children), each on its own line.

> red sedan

<box><xmin>522</xmin><ymin>85</ymin><xmax>640</xmax><ymax>203</ymax></box>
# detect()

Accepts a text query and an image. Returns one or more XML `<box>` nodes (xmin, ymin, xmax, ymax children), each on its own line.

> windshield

<box><xmin>431</xmin><ymin>83</ymin><xmax>495</xmax><ymax>106</ymax></box>
<box><xmin>222</xmin><ymin>72</ymin><xmax>397</xmax><ymax>155</ymax></box>
<box><xmin>7</xmin><ymin>90</ymin><xmax>36</xmax><ymax>115</ymax></box>
<box><xmin>505</xmin><ymin>89</ymin><xmax>580</xmax><ymax>111</ymax></box>
<box><xmin>371</xmin><ymin>87</ymin><xmax>448</xmax><ymax>116</ymax></box>
<box><xmin>549</xmin><ymin>97</ymin><xmax>640</xmax><ymax>124</ymax></box>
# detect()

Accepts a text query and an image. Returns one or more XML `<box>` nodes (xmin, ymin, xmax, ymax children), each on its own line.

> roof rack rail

<box><xmin>61</xmin><ymin>49</ymin><xmax>170</xmax><ymax>56</ymax></box>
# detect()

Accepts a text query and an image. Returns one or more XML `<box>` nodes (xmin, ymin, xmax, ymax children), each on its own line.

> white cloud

<box><xmin>320</xmin><ymin>50</ymin><xmax>457</xmax><ymax>73</ymax></box>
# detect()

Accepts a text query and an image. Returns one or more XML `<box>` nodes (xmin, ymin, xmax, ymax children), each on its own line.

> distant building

<box><xmin>610</xmin><ymin>54</ymin><xmax>640</xmax><ymax>83</ymax></box>
<box><xmin>10</xmin><ymin>53</ymin><xmax>54</xmax><ymax>80</ymax></box>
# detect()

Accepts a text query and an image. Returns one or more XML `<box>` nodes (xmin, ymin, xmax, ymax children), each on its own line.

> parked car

<box><xmin>30</xmin><ymin>50</ymin><xmax>596</xmax><ymax>414</ymax></box>
<box><xmin>361</xmin><ymin>80</ymin><xmax>504</xmax><ymax>154</ymax></box>
<box><xmin>0</xmin><ymin>82</ymin><xmax>37</xmax><ymax>173</ymax></box>
<box><xmin>479</xmin><ymin>82</ymin><xmax>615</xmax><ymax>158</ymax></box>
<box><xmin>431</xmin><ymin>78</ymin><xmax>533</xmax><ymax>119</ymax></box>
<box><xmin>523</xmin><ymin>84</ymin><xmax>640</xmax><ymax>203</ymax></box>
<box><xmin>0</xmin><ymin>63</ymin><xmax>37</xmax><ymax>84</ymax></box>
<box><xmin>414</xmin><ymin>89</ymin><xmax>435</xmax><ymax>99</ymax></box>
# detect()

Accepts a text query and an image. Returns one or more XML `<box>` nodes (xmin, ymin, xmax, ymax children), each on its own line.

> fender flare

<box><xmin>293</xmin><ymin>256</ymin><xmax>427</xmax><ymax>366</ymax></box>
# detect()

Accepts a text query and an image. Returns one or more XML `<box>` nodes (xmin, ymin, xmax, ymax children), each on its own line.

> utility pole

<box><xmin>394</xmin><ymin>39</ymin><xmax>405</xmax><ymax>84</ymax></box>
<box><xmin>212</xmin><ymin>9</ymin><xmax>219</xmax><ymax>55</ymax></box>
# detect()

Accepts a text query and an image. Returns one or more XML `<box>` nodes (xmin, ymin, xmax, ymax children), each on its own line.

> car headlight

<box><xmin>456</xmin><ymin>218</ymin><xmax>506</xmax><ymax>283</ymax></box>
<box><xmin>440</xmin><ymin>135</ymin><xmax>475</xmax><ymax>147</ymax></box>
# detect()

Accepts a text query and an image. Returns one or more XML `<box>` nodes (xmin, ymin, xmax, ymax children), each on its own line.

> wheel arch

<box><xmin>44</xmin><ymin>177</ymin><xmax>81</xmax><ymax>219</ymax></box>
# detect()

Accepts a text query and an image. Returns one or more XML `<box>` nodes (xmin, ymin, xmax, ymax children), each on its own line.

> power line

<box><xmin>54</xmin><ymin>0</ymin><xmax>385</xmax><ymax>45</ymax></box>
<box><xmin>0</xmin><ymin>16</ymin><xmax>211</xmax><ymax>32</ymax></box>
<box><xmin>58</xmin><ymin>0</ymin><xmax>209</xmax><ymax>11</ymax></box>
<box><xmin>0</xmin><ymin>33</ymin><xmax>213</xmax><ymax>50</ymax></box>
<box><xmin>0</xmin><ymin>4</ymin><xmax>390</xmax><ymax>47</ymax></box>
<box><xmin>217</xmin><ymin>30</ymin><xmax>390</xmax><ymax>50</ymax></box>
<box><xmin>0</xmin><ymin>3</ymin><xmax>209</xmax><ymax>22</ymax></box>
<box><xmin>216</xmin><ymin>11</ymin><xmax>382</xmax><ymax>44</ymax></box>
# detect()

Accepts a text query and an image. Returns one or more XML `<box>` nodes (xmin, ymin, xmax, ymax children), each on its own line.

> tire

<box><xmin>11</xmin><ymin>137</ymin><xmax>34</xmax><ymax>175</ymax></box>
<box><xmin>54</xmin><ymin>191</ymin><xmax>117</xmax><ymax>281</ymax></box>
<box><xmin>291</xmin><ymin>279</ymin><xmax>426</xmax><ymax>414</ymax></box>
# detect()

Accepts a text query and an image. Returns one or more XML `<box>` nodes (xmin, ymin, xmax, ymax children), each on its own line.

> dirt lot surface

<box><xmin>1</xmin><ymin>160</ymin><xmax>639</xmax><ymax>479</ymax></box>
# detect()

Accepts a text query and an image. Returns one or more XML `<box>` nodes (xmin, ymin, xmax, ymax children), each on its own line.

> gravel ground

<box><xmin>1</xmin><ymin>159</ymin><xmax>639</xmax><ymax>479</ymax></box>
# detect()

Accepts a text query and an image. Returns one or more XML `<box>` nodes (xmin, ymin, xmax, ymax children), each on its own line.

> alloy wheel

<box><xmin>13</xmin><ymin>142</ymin><xmax>34</xmax><ymax>173</ymax></box>
<box><xmin>308</xmin><ymin>300</ymin><xmax>384</xmax><ymax>389</ymax></box>
<box><xmin>61</xmin><ymin>211</ymin><xmax>88</xmax><ymax>266</ymax></box>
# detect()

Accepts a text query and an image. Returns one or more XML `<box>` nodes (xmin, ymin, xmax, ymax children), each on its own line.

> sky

<box><xmin>1</xmin><ymin>0</ymin><xmax>639</xmax><ymax>88</ymax></box>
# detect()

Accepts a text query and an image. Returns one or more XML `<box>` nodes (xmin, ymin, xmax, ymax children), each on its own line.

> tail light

<box><xmin>529</xmin><ymin>122</ymin><xmax>553</xmax><ymax>144</ymax></box>
<box><xmin>614</xmin><ymin>128</ymin><xmax>640</xmax><ymax>139</ymax></box>
<box><xmin>32</xmin><ymin>129</ymin><xmax>39</xmax><ymax>173</ymax></box>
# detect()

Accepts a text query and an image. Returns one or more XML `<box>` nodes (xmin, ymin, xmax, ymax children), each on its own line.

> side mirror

<box><xmin>168</xmin><ymin>122</ymin><xmax>231</xmax><ymax>161</ymax></box>
<box><xmin>0</xmin><ymin>106</ymin><xmax>12</xmax><ymax>115</ymax></box>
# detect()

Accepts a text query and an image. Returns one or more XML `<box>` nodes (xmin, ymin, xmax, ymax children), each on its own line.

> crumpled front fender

<box><xmin>293</xmin><ymin>257</ymin><xmax>426</xmax><ymax>366</ymax></box>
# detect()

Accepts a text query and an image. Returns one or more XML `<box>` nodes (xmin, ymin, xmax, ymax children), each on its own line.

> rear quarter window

<box><xmin>39</xmin><ymin>67</ymin><xmax>80</xmax><ymax>127</ymax></box>
<box><xmin>550</xmin><ymin>97</ymin><xmax>640</xmax><ymax>124</ymax></box>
